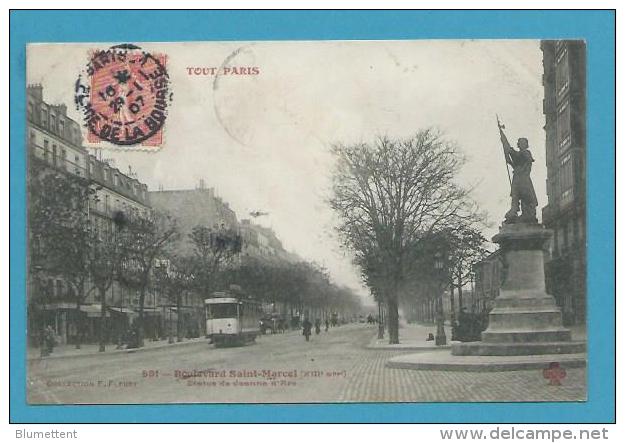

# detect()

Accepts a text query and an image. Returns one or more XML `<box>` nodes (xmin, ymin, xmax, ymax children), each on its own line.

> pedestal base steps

<box><xmin>452</xmin><ymin>223</ymin><xmax>585</xmax><ymax>358</ymax></box>
<box><xmin>385</xmin><ymin>223</ymin><xmax>586</xmax><ymax>372</ymax></box>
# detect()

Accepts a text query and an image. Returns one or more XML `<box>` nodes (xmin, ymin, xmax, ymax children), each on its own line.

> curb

<box><xmin>366</xmin><ymin>333</ymin><xmax>453</xmax><ymax>351</ymax></box>
<box><xmin>27</xmin><ymin>338</ymin><xmax>208</xmax><ymax>362</ymax></box>
<box><xmin>366</xmin><ymin>343</ymin><xmax>452</xmax><ymax>351</ymax></box>
<box><xmin>386</xmin><ymin>352</ymin><xmax>587</xmax><ymax>372</ymax></box>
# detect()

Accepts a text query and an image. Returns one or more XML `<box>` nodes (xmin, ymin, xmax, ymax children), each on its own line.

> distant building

<box><xmin>240</xmin><ymin>219</ymin><xmax>276</xmax><ymax>258</ymax></box>
<box><xmin>540</xmin><ymin>40</ymin><xmax>586</xmax><ymax>325</ymax></box>
<box><xmin>239</xmin><ymin>219</ymin><xmax>298</xmax><ymax>262</ymax></box>
<box><xmin>472</xmin><ymin>250</ymin><xmax>502</xmax><ymax>314</ymax></box>
<box><xmin>149</xmin><ymin>182</ymin><xmax>238</xmax><ymax>255</ymax></box>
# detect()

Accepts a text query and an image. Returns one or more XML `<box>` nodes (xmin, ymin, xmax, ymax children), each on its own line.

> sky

<box><xmin>27</xmin><ymin>40</ymin><xmax>546</xmax><ymax>305</ymax></box>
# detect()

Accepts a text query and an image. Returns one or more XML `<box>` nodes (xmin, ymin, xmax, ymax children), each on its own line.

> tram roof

<box><xmin>204</xmin><ymin>297</ymin><xmax>238</xmax><ymax>304</ymax></box>
<box><xmin>204</xmin><ymin>297</ymin><xmax>261</xmax><ymax>305</ymax></box>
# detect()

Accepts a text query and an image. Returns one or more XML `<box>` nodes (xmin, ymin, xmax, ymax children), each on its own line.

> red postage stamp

<box><xmin>74</xmin><ymin>44</ymin><xmax>172</xmax><ymax>148</ymax></box>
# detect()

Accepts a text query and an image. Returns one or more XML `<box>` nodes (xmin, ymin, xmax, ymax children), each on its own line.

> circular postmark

<box><xmin>74</xmin><ymin>44</ymin><xmax>172</xmax><ymax>147</ymax></box>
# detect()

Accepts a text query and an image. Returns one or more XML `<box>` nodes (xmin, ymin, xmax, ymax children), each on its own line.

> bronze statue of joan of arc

<box><xmin>499</xmin><ymin>125</ymin><xmax>538</xmax><ymax>224</ymax></box>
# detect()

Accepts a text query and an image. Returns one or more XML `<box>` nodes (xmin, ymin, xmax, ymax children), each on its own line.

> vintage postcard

<box><xmin>24</xmin><ymin>39</ymin><xmax>589</xmax><ymax>406</ymax></box>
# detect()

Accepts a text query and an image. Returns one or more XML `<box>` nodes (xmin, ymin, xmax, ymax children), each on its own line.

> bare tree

<box><xmin>88</xmin><ymin>225</ymin><xmax>123</xmax><ymax>352</ymax></box>
<box><xmin>154</xmin><ymin>254</ymin><xmax>196</xmax><ymax>342</ymax></box>
<box><xmin>445</xmin><ymin>226</ymin><xmax>489</xmax><ymax>316</ymax></box>
<box><xmin>188</xmin><ymin>225</ymin><xmax>242</xmax><ymax>298</ymax></box>
<box><xmin>28</xmin><ymin>164</ymin><xmax>93</xmax><ymax>348</ymax></box>
<box><xmin>119</xmin><ymin>211</ymin><xmax>179</xmax><ymax>346</ymax></box>
<box><xmin>329</xmin><ymin>129</ymin><xmax>478</xmax><ymax>343</ymax></box>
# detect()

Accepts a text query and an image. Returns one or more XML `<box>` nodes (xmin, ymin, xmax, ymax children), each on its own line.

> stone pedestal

<box><xmin>452</xmin><ymin>223</ymin><xmax>585</xmax><ymax>356</ymax></box>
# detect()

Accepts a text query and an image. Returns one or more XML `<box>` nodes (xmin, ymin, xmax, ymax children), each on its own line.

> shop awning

<box><xmin>80</xmin><ymin>304</ymin><xmax>110</xmax><ymax>317</ymax></box>
<box><xmin>170</xmin><ymin>306</ymin><xmax>197</xmax><ymax>312</ymax></box>
<box><xmin>137</xmin><ymin>307</ymin><xmax>161</xmax><ymax>316</ymax></box>
<box><xmin>109</xmin><ymin>307</ymin><xmax>138</xmax><ymax>318</ymax></box>
<box><xmin>42</xmin><ymin>303</ymin><xmax>76</xmax><ymax>310</ymax></box>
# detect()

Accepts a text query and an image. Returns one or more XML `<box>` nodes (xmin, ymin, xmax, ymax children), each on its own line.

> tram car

<box><xmin>205</xmin><ymin>294</ymin><xmax>263</xmax><ymax>347</ymax></box>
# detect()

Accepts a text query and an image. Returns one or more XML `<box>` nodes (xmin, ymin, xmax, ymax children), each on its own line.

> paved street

<box><xmin>27</xmin><ymin>324</ymin><xmax>586</xmax><ymax>404</ymax></box>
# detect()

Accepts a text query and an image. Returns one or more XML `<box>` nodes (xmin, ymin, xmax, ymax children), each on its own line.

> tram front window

<box><xmin>209</xmin><ymin>304</ymin><xmax>238</xmax><ymax>319</ymax></box>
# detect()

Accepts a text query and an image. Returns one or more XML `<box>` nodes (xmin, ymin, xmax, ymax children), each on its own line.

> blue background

<box><xmin>9</xmin><ymin>10</ymin><xmax>615</xmax><ymax>423</ymax></box>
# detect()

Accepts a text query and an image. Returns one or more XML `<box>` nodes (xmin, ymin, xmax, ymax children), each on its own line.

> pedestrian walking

<box><xmin>314</xmin><ymin>318</ymin><xmax>321</xmax><ymax>335</ymax></box>
<box><xmin>302</xmin><ymin>318</ymin><xmax>312</xmax><ymax>342</ymax></box>
<box><xmin>44</xmin><ymin>325</ymin><xmax>56</xmax><ymax>355</ymax></box>
<box><xmin>325</xmin><ymin>318</ymin><xmax>329</xmax><ymax>332</ymax></box>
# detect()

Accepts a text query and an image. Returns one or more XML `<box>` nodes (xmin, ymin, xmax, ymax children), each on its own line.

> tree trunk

<box><xmin>138</xmin><ymin>284</ymin><xmax>146</xmax><ymax>347</ymax></box>
<box><xmin>449</xmin><ymin>284</ymin><xmax>456</xmax><ymax>323</ymax></box>
<box><xmin>387</xmin><ymin>297</ymin><xmax>399</xmax><ymax>344</ymax></box>
<box><xmin>98</xmin><ymin>286</ymin><xmax>106</xmax><ymax>352</ymax></box>
<box><xmin>176</xmin><ymin>293</ymin><xmax>183</xmax><ymax>342</ymax></box>
<box><xmin>457</xmin><ymin>280</ymin><xmax>464</xmax><ymax>312</ymax></box>
<box><xmin>75</xmin><ymin>298</ymin><xmax>82</xmax><ymax>350</ymax></box>
<box><xmin>430</xmin><ymin>298</ymin><xmax>435</xmax><ymax>323</ymax></box>
<box><xmin>74</xmin><ymin>280</ymin><xmax>86</xmax><ymax>349</ymax></box>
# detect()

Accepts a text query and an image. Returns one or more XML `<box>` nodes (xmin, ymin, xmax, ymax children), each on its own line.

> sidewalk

<box><xmin>384</xmin><ymin>323</ymin><xmax>588</xmax><ymax>371</ymax></box>
<box><xmin>27</xmin><ymin>336</ymin><xmax>208</xmax><ymax>362</ymax></box>
<box><xmin>369</xmin><ymin>322</ymin><xmax>587</xmax><ymax>351</ymax></box>
<box><xmin>367</xmin><ymin>322</ymin><xmax>454</xmax><ymax>350</ymax></box>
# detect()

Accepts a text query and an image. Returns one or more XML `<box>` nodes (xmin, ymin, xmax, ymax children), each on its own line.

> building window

<box><xmin>43</xmin><ymin>139</ymin><xmax>49</xmax><ymax>161</ymax></box>
<box><xmin>559</xmin><ymin>153</ymin><xmax>574</xmax><ymax>207</ymax></box>
<box><xmin>41</xmin><ymin>107</ymin><xmax>48</xmax><ymax>128</ymax></box>
<box><xmin>61</xmin><ymin>148</ymin><xmax>67</xmax><ymax>170</ymax></box>
<box><xmin>557</xmin><ymin>100</ymin><xmax>571</xmax><ymax>153</ymax></box>
<box><xmin>28</xmin><ymin>102</ymin><xmax>34</xmax><ymax>120</ymax></box>
<box><xmin>50</xmin><ymin>114</ymin><xmax>57</xmax><ymax>133</ymax></box>
<box><xmin>559</xmin><ymin>133</ymin><xmax>571</xmax><ymax>150</ymax></box>
<box><xmin>103</xmin><ymin>168</ymin><xmax>109</xmax><ymax>182</ymax></box>
<box><xmin>555</xmin><ymin>48</ymin><xmax>569</xmax><ymax>98</ymax></box>
<box><xmin>59</xmin><ymin>119</ymin><xmax>65</xmax><ymax>136</ymax></box>
<box><xmin>114</xmin><ymin>174</ymin><xmax>119</xmax><ymax>186</ymax></box>
<box><xmin>52</xmin><ymin>144</ymin><xmax>57</xmax><ymax>166</ymax></box>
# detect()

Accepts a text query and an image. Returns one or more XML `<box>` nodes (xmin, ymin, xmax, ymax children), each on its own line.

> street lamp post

<box><xmin>434</xmin><ymin>251</ymin><xmax>447</xmax><ymax>346</ymax></box>
<box><xmin>377</xmin><ymin>299</ymin><xmax>384</xmax><ymax>339</ymax></box>
<box><xmin>168</xmin><ymin>302</ymin><xmax>174</xmax><ymax>344</ymax></box>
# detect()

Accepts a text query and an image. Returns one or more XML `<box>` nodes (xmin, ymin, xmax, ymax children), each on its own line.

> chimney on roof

<box><xmin>27</xmin><ymin>84</ymin><xmax>43</xmax><ymax>100</ymax></box>
<box><xmin>56</xmin><ymin>103</ymin><xmax>67</xmax><ymax>116</ymax></box>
